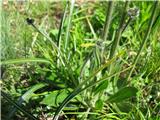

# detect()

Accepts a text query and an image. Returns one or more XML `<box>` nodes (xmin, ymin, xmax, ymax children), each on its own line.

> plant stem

<box><xmin>126</xmin><ymin>1</ymin><xmax>159</xmax><ymax>81</ymax></box>
<box><xmin>101</xmin><ymin>1</ymin><xmax>114</xmax><ymax>62</ymax></box>
<box><xmin>64</xmin><ymin>0</ymin><xmax>75</xmax><ymax>51</ymax></box>
<box><xmin>109</xmin><ymin>1</ymin><xmax>129</xmax><ymax>60</ymax></box>
<box><xmin>102</xmin><ymin>1</ymin><xmax>114</xmax><ymax>42</ymax></box>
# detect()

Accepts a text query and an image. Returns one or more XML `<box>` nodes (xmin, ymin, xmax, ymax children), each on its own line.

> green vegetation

<box><xmin>1</xmin><ymin>1</ymin><xmax>160</xmax><ymax>120</ymax></box>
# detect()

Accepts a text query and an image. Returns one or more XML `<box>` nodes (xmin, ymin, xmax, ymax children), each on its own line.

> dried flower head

<box><xmin>128</xmin><ymin>7</ymin><xmax>140</xmax><ymax>18</ymax></box>
<box><xmin>26</xmin><ymin>18</ymin><xmax>34</xmax><ymax>25</ymax></box>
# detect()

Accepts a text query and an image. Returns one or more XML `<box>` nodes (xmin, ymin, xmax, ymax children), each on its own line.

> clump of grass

<box><xmin>1</xmin><ymin>1</ymin><xmax>160</xmax><ymax>120</ymax></box>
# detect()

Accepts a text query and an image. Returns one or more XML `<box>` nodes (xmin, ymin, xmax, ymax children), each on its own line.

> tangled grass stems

<box><xmin>53</xmin><ymin>65</ymin><xmax>132</xmax><ymax>120</ymax></box>
<box><xmin>126</xmin><ymin>1</ymin><xmax>159</xmax><ymax>81</ymax></box>
<box><xmin>27</xmin><ymin>18</ymin><xmax>78</xmax><ymax>87</ymax></box>
<box><xmin>2</xmin><ymin>1</ymin><xmax>159</xmax><ymax>120</ymax></box>
<box><xmin>53</xmin><ymin>52</ymin><xmax>126</xmax><ymax>120</ymax></box>
<box><xmin>80</xmin><ymin>1</ymin><xmax>115</xmax><ymax>79</ymax></box>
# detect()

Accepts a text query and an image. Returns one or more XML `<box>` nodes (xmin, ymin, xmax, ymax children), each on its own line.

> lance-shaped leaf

<box><xmin>107</xmin><ymin>87</ymin><xmax>138</xmax><ymax>103</ymax></box>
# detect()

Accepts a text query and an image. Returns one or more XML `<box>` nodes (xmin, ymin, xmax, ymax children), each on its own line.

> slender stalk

<box><xmin>121</xmin><ymin>17</ymin><xmax>132</xmax><ymax>33</ymax></box>
<box><xmin>102</xmin><ymin>1</ymin><xmax>114</xmax><ymax>42</ymax></box>
<box><xmin>64</xmin><ymin>0</ymin><xmax>75</xmax><ymax>51</ymax></box>
<box><xmin>126</xmin><ymin>1</ymin><xmax>159</xmax><ymax>81</ymax></box>
<box><xmin>101</xmin><ymin>1</ymin><xmax>114</xmax><ymax>62</ymax></box>
<box><xmin>29</xmin><ymin>16</ymin><xmax>48</xmax><ymax>55</ymax></box>
<box><xmin>109</xmin><ymin>1</ymin><xmax>129</xmax><ymax>60</ymax></box>
<box><xmin>86</xmin><ymin>17</ymin><xmax>97</xmax><ymax>39</ymax></box>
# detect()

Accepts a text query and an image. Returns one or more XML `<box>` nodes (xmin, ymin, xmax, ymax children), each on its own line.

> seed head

<box><xmin>128</xmin><ymin>7</ymin><xmax>140</xmax><ymax>19</ymax></box>
<box><xmin>26</xmin><ymin>18</ymin><xmax>34</xmax><ymax>25</ymax></box>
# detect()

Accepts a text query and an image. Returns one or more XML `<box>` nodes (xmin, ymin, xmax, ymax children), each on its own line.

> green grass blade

<box><xmin>64</xmin><ymin>0</ymin><xmax>75</xmax><ymax>51</ymax></box>
<box><xmin>0</xmin><ymin>58</ymin><xmax>51</xmax><ymax>65</ymax></box>
<box><xmin>57</xmin><ymin>3</ymin><xmax>68</xmax><ymax>47</ymax></box>
<box><xmin>22</xmin><ymin>83</ymin><xmax>48</xmax><ymax>102</ymax></box>
<box><xmin>107</xmin><ymin>1</ymin><xmax>129</xmax><ymax>93</ymax></box>
<box><xmin>57</xmin><ymin>3</ymin><xmax>68</xmax><ymax>67</ymax></box>
<box><xmin>107</xmin><ymin>87</ymin><xmax>138</xmax><ymax>103</ymax></box>
<box><xmin>86</xmin><ymin>17</ymin><xmax>97</xmax><ymax>39</ymax></box>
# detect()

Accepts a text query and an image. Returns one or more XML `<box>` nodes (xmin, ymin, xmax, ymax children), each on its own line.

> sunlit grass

<box><xmin>1</xmin><ymin>1</ymin><xmax>160</xmax><ymax>120</ymax></box>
